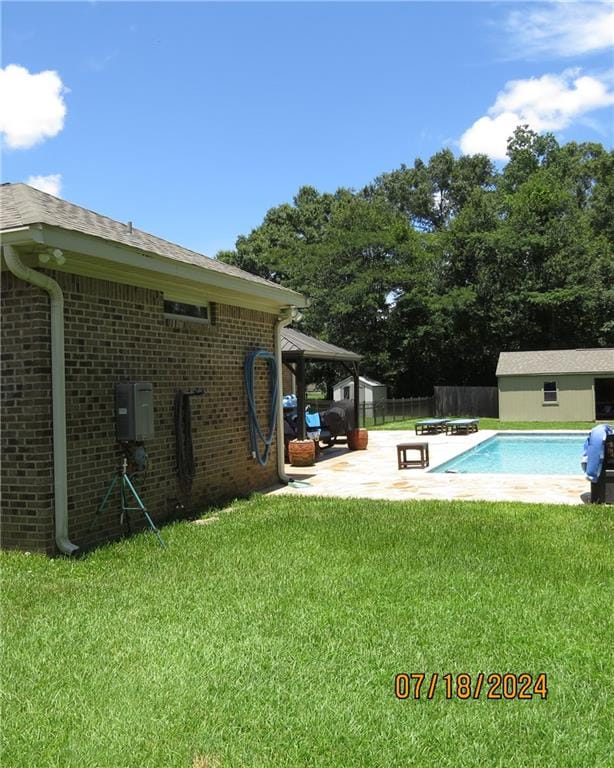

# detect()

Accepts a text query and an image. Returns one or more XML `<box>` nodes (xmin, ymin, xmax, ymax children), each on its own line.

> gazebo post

<box><xmin>352</xmin><ymin>362</ymin><xmax>360</xmax><ymax>428</ymax></box>
<box><xmin>296</xmin><ymin>355</ymin><xmax>306</xmax><ymax>440</ymax></box>
<box><xmin>340</xmin><ymin>361</ymin><xmax>361</xmax><ymax>430</ymax></box>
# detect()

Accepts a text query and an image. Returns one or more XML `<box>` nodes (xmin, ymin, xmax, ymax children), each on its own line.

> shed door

<box><xmin>595</xmin><ymin>378</ymin><xmax>614</xmax><ymax>420</ymax></box>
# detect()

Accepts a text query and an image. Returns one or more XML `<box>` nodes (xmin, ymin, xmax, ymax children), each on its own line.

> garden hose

<box><xmin>245</xmin><ymin>350</ymin><xmax>278</xmax><ymax>466</ymax></box>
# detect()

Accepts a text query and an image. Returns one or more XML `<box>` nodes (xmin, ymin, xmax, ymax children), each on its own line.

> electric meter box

<box><xmin>115</xmin><ymin>382</ymin><xmax>154</xmax><ymax>441</ymax></box>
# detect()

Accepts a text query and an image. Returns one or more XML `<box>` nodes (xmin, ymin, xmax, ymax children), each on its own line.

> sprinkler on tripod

<box><xmin>94</xmin><ymin>446</ymin><xmax>166</xmax><ymax>549</ymax></box>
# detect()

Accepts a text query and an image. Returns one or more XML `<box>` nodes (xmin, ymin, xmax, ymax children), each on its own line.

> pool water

<box><xmin>430</xmin><ymin>433</ymin><xmax>586</xmax><ymax>475</ymax></box>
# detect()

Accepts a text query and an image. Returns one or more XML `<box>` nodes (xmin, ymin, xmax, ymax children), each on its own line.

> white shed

<box><xmin>333</xmin><ymin>375</ymin><xmax>387</xmax><ymax>404</ymax></box>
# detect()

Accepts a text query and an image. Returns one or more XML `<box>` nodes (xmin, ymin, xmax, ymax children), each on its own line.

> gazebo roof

<box><xmin>281</xmin><ymin>327</ymin><xmax>361</xmax><ymax>362</ymax></box>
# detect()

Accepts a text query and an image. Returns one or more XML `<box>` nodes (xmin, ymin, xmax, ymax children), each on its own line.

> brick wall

<box><xmin>282</xmin><ymin>364</ymin><xmax>295</xmax><ymax>396</ymax></box>
<box><xmin>1</xmin><ymin>269</ymin><xmax>280</xmax><ymax>554</ymax></box>
<box><xmin>1</xmin><ymin>273</ymin><xmax>55</xmax><ymax>552</ymax></box>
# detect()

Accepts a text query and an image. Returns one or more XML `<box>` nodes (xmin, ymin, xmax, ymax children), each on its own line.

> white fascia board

<box><xmin>334</xmin><ymin>376</ymin><xmax>353</xmax><ymax>387</ymax></box>
<box><xmin>4</xmin><ymin>224</ymin><xmax>308</xmax><ymax>310</ymax></box>
<box><xmin>501</xmin><ymin>371</ymin><xmax>613</xmax><ymax>377</ymax></box>
<box><xmin>0</xmin><ymin>227</ymin><xmax>37</xmax><ymax>248</ymax></box>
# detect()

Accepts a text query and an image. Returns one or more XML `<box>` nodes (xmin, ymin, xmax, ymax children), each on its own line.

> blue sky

<box><xmin>2</xmin><ymin>1</ymin><xmax>613</xmax><ymax>256</ymax></box>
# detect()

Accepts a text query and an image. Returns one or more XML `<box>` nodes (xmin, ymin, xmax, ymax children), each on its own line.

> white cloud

<box><xmin>26</xmin><ymin>174</ymin><xmax>62</xmax><ymax>197</ymax></box>
<box><xmin>505</xmin><ymin>1</ymin><xmax>614</xmax><ymax>59</ymax></box>
<box><xmin>460</xmin><ymin>70</ymin><xmax>614</xmax><ymax>160</ymax></box>
<box><xmin>460</xmin><ymin>113</ymin><xmax>521</xmax><ymax>161</ymax></box>
<box><xmin>0</xmin><ymin>64</ymin><xmax>67</xmax><ymax>149</ymax></box>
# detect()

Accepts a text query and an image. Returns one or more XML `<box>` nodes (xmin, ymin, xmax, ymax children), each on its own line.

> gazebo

<box><xmin>280</xmin><ymin>327</ymin><xmax>361</xmax><ymax>440</ymax></box>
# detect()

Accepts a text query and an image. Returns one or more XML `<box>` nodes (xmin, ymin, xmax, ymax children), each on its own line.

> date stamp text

<box><xmin>394</xmin><ymin>673</ymin><xmax>548</xmax><ymax>700</ymax></box>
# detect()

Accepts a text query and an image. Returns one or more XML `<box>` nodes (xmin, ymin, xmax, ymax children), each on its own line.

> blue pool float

<box><xmin>582</xmin><ymin>424</ymin><xmax>613</xmax><ymax>482</ymax></box>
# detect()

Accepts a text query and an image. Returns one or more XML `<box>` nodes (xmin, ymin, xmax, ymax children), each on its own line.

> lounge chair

<box><xmin>415</xmin><ymin>418</ymin><xmax>448</xmax><ymax>435</ymax></box>
<box><xmin>445</xmin><ymin>419</ymin><xmax>479</xmax><ymax>435</ymax></box>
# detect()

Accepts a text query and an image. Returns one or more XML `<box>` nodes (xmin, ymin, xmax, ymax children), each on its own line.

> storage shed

<box><xmin>0</xmin><ymin>183</ymin><xmax>307</xmax><ymax>554</ymax></box>
<box><xmin>333</xmin><ymin>375</ymin><xmax>386</xmax><ymax>404</ymax></box>
<box><xmin>496</xmin><ymin>349</ymin><xmax>614</xmax><ymax>422</ymax></box>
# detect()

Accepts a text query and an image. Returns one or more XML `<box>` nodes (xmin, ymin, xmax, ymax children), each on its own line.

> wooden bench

<box><xmin>397</xmin><ymin>442</ymin><xmax>429</xmax><ymax>469</ymax></box>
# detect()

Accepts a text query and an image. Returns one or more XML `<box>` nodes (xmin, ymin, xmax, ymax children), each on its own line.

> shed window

<box><xmin>163</xmin><ymin>300</ymin><xmax>209</xmax><ymax>322</ymax></box>
<box><xmin>543</xmin><ymin>381</ymin><xmax>558</xmax><ymax>403</ymax></box>
<box><xmin>343</xmin><ymin>385</ymin><xmax>351</xmax><ymax>400</ymax></box>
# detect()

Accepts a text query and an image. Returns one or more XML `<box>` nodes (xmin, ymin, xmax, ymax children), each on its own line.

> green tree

<box><xmin>495</xmin><ymin>130</ymin><xmax>614</xmax><ymax>350</ymax></box>
<box><xmin>220</xmin><ymin>129</ymin><xmax>613</xmax><ymax>395</ymax></box>
<box><xmin>370</xmin><ymin>148</ymin><xmax>494</xmax><ymax>231</ymax></box>
<box><xmin>220</xmin><ymin>186</ymin><xmax>421</xmax><ymax>383</ymax></box>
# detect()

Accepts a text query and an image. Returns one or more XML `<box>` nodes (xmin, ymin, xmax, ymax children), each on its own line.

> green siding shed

<box><xmin>496</xmin><ymin>349</ymin><xmax>614</xmax><ymax>422</ymax></box>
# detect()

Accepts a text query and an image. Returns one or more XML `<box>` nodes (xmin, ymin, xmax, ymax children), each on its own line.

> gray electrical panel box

<box><xmin>115</xmin><ymin>382</ymin><xmax>154</xmax><ymax>441</ymax></box>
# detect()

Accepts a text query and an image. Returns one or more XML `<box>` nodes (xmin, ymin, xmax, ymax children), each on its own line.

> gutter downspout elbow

<box><xmin>275</xmin><ymin>306</ymin><xmax>297</xmax><ymax>484</ymax></box>
<box><xmin>3</xmin><ymin>245</ymin><xmax>79</xmax><ymax>556</ymax></box>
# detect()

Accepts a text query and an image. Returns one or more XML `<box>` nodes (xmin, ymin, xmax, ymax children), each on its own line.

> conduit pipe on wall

<box><xmin>274</xmin><ymin>305</ymin><xmax>299</xmax><ymax>484</ymax></box>
<box><xmin>3</xmin><ymin>245</ymin><xmax>79</xmax><ymax>555</ymax></box>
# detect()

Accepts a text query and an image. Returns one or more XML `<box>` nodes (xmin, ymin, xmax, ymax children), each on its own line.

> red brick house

<box><xmin>1</xmin><ymin>183</ymin><xmax>306</xmax><ymax>554</ymax></box>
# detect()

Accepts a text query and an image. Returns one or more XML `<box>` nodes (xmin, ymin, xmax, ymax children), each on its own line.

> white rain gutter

<box><xmin>3</xmin><ymin>244</ymin><xmax>79</xmax><ymax>555</ymax></box>
<box><xmin>275</xmin><ymin>306</ymin><xmax>301</xmax><ymax>484</ymax></box>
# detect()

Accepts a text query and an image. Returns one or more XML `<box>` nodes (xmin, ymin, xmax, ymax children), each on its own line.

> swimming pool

<box><xmin>430</xmin><ymin>433</ymin><xmax>586</xmax><ymax>475</ymax></box>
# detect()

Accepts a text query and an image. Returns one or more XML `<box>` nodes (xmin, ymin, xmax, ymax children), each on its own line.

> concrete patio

<box><xmin>267</xmin><ymin>429</ymin><xmax>589</xmax><ymax>505</ymax></box>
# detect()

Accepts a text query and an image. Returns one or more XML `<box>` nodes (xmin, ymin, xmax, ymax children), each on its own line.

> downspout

<box><xmin>275</xmin><ymin>306</ymin><xmax>299</xmax><ymax>484</ymax></box>
<box><xmin>3</xmin><ymin>245</ymin><xmax>79</xmax><ymax>555</ymax></box>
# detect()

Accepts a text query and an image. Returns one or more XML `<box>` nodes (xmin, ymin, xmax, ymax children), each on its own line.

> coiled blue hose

<box><xmin>245</xmin><ymin>350</ymin><xmax>278</xmax><ymax>466</ymax></box>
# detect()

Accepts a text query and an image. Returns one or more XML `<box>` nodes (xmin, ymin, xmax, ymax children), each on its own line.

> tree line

<box><xmin>219</xmin><ymin>127</ymin><xmax>614</xmax><ymax>395</ymax></box>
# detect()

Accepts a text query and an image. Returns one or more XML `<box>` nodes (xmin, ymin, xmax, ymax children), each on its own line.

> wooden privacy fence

<box><xmin>434</xmin><ymin>386</ymin><xmax>499</xmax><ymax>418</ymax></box>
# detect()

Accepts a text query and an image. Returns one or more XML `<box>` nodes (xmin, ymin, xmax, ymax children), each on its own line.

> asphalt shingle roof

<box><xmin>496</xmin><ymin>348</ymin><xmax>614</xmax><ymax>376</ymax></box>
<box><xmin>0</xmin><ymin>183</ymin><xmax>299</xmax><ymax>295</ymax></box>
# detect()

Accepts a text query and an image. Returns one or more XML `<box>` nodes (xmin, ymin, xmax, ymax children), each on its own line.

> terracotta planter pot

<box><xmin>347</xmin><ymin>428</ymin><xmax>368</xmax><ymax>451</ymax></box>
<box><xmin>288</xmin><ymin>439</ymin><xmax>316</xmax><ymax>466</ymax></box>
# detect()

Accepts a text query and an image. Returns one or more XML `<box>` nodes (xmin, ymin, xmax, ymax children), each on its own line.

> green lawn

<box><xmin>371</xmin><ymin>417</ymin><xmax>597</xmax><ymax>431</ymax></box>
<box><xmin>2</xmin><ymin>496</ymin><xmax>612</xmax><ymax>767</ymax></box>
